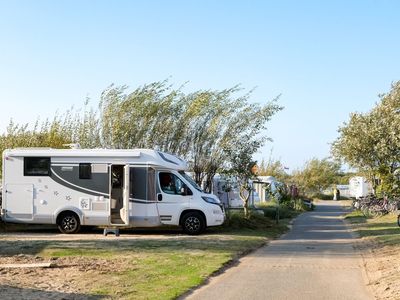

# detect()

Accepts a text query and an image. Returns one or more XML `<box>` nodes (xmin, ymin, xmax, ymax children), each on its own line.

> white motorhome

<box><xmin>0</xmin><ymin>148</ymin><xmax>225</xmax><ymax>235</ymax></box>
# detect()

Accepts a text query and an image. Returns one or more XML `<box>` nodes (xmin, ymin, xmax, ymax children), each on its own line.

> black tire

<box><xmin>397</xmin><ymin>214</ymin><xmax>400</xmax><ymax>227</ymax></box>
<box><xmin>181</xmin><ymin>212</ymin><xmax>205</xmax><ymax>235</ymax></box>
<box><xmin>57</xmin><ymin>212</ymin><xmax>81</xmax><ymax>234</ymax></box>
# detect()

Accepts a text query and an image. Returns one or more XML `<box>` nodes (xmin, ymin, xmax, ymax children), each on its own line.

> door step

<box><xmin>103</xmin><ymin>228</ymin><xmax>120</xmax><ymax>236</ymax></box>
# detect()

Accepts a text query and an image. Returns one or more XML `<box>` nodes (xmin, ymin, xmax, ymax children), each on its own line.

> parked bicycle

<box><xmin>354</xmin><ymin>194</ymin><xmax>400</xmax><ymax>218</ymax></box>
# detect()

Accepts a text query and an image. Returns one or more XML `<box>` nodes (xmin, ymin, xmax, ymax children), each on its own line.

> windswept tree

<box><xmin>0</xmin><ymin>79</ymin><xmax>282</xmax><ymax>192</ymax></box>
<box><xmin>223</xmin><ymin>99</ymin><xmax>283</xmax><ymax>216</ymax></box>
<box><xmin>99</xmin><ymin>81</ymin><xmax>282</xmax><ymax>191</ymax></box>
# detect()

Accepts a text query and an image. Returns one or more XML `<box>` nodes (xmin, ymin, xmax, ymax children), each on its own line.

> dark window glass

<box><xmin>79</xmin><ymin>163</ymin><xmax>92</xmax><ymax>179</ymax></box>
<box><xmin>129</xmin><ymin>167</ymin><xmax>156</xmax><ymax>201</ymax></box>
<box><xmin>130</xmin><ymin>168</ymin><xmax>147</xmax><ymax>200</ymax></box>
<box><xmin>24</xmin><ymin>157</ymin><xmax>50</xmax><ymax>176</ymax></box>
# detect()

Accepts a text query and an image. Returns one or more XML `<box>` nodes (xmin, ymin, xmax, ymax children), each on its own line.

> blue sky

<box><xmin>1</xmin><ymin>0</ymin><xmax>399</xmax><ymax>170</ymax></box>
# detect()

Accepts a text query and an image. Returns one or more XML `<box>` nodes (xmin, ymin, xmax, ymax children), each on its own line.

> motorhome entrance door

<box><xmin>110</xmin><ymin>165</ymin><xmax>129</xmax><ymax>225</ymax></box>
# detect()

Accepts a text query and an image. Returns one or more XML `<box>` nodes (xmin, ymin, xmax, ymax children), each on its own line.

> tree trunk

<box><xmin>239</xmin><ymin>186</ymin><xmax>251</xmax><ymax>218</ymax></box>
<box><xmin>243</xmin><ymin>202</ymin><xmax>249</xmax><ymax>218</ymax></box>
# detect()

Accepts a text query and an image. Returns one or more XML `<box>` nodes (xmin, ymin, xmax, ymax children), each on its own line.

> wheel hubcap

<box><xmin>185</xmin><ymin>216</ymin><xmax>200</xmax><ymax>232</ymax></box>
<box><xmin>62</xmin><ymin>216</ymin><xmax>76</xmax><ymax>231</ymax></box>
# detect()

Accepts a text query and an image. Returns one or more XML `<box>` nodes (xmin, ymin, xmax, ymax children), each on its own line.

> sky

<box><xmin>1</xmin><ymin>0</ymin><xmax>399</xmax><ymax>171</ymax></box>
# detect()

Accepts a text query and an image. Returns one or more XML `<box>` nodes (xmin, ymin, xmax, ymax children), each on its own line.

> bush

<box><xmin>224</xmin><ymin>210</ymin><xmax>275</xmax><ymax>229</ymax></box>
<box><xmin>261</xmin><ymin>206</ymin><xmax>299</xmax><ymax>219</ymax></box>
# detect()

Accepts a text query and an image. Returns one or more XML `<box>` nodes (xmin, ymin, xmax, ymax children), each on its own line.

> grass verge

<box><xmin>345</xmin><ymin>210</ymin><xmax>400</xmax><ymax>242</ymax></box>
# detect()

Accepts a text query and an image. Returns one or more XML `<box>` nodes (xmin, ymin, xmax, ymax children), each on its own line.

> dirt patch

<box><xmin>355</xmin><ymin>235</ymin><xmax>400</xmax><ymax>299</ymax></box>
<box><xmin>0</xmin><ymin>254</ymin><xmax>136</xmax><ymax>299</ymax></box>
<box><xmin>0</xmin><ymin>227</ymin><xmax>172</xmax><ymax>300</ymax></box>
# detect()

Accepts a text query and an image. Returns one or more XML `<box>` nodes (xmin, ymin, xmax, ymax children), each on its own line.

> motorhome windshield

<box><xmin>179</xmin><ymin>171</ymin><xmax>203</xmax><ymax>192</ymax></box>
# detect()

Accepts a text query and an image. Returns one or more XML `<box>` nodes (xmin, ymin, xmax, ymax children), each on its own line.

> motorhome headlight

<box><xmin>201</xmin><ymin>196</ymin><xmax>220</xmax><ymax>205</ymax></box>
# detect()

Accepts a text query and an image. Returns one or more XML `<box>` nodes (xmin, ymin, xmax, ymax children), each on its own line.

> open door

<box><xmin>110</xmin><ymin>164</ymin><xmax>129</xmax><ymax>225</ymax></box>
<box><xmin>121</xmin><ymin>165</ymin><xmax>130</xmax><ymax>225</ymax></box>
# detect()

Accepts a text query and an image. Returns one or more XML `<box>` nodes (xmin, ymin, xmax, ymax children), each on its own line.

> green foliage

<box><xmin>332</xmin><ymin>81</ymin><xmax>400</xmax><ymax>195</ymax></box>
<box><xmin>0</xmin><ymin>100</ymin><xmax>101</xmax><ymax>177</ymax></box>
<box><xmin>291</xmin><ymin>158</ymin><xmax>341</xmax><ymax>196</ymax></box>
<box><xmin>258</xmin><ymin>158</ymin><xmax>290</xmax><ymax>182</ymax></box>
<box><xmin>224</xmin><ymin>210</ymin><xmax>275</xmax><ymax>229</ymax></box>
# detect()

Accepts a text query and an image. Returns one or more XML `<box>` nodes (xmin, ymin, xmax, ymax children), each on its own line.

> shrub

<box><xmin>224</xmin><ymin>210</ymin><xmax>274</xmax><ymax>229</ymax></box>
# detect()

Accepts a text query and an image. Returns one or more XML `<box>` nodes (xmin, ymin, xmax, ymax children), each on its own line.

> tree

<box><xmin>332</xmin><ymin>81</ymin><xmax>400</xmax><ymax>195</ymax></box>
<box><xmin>292</xmin><ymin>158</ymin><xmax>341</xmax><ymax>195</ymax></box>
<box><xmin>224</xmin><ymin>139</ymin><xmax>259</xmax><ymax>218</ymax></box>
<box><xmin>99</xmin><ymin>81</ymin><xmax>282</xmax><ymax>192</ymax></box>
<box><xmin>258</xmin><ymin>158</ymin><xmax>289</xmax><ymax>182</ymax></box>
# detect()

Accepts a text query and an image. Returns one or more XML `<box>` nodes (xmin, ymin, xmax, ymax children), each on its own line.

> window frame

<box><xmin>23</xmin><ymin>157</ymin><xmax>51</xmax><ymax>177</ymax></box>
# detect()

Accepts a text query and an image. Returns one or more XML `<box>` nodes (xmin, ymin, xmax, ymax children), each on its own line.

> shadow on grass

<box><xmin>0</xmin><ymin>225</ymin><xmax>283</xmax><ymax>257</ymax></box>
<box><xmin>357</xmin><ymin>221</ymin><xmax>400</xmax><ymax>237</ymax></box>
<box><xmin>0</xmin><ymin>285</ymin><xmax>105</xmax><ymax>300</ymax></box>
<box><xmin>345</xmin><ymin>215</ymin><xmax>367</xmax><ymax>224</ymax></box>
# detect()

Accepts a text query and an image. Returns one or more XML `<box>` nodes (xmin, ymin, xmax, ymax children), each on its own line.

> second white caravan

<box><xmin>1</xmin><ymin>148</ymin><xmax>225</xmax><ymax>235</ymax></box>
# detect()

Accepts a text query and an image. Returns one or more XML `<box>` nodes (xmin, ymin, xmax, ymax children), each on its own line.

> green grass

<box><xmin>345</xmin><ymin>210</ymin><xmax>400</xmax><ymax>244</ymax></box>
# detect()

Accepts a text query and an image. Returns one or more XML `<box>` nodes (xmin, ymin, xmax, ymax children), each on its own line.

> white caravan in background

<box><xmin>349</xmin><ymin>176</ymin><xmax>371</xmax><ymax>199</ymax></box>
<box><xmin>1</xmin><ymin>148</ymin><xmax>225</xmax><ymax>235</ymax></box>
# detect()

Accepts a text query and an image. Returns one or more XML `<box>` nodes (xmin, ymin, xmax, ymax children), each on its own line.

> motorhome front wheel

<box><xmin>182</xmin><ymin>212</ymin><xmax>205</xmax><ymax>235</ymax></box>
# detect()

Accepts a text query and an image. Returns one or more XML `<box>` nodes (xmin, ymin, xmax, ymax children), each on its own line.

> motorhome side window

<box><xmin>159</xmin><ymin>172</ymin><xmax>192</xmax><ymax>195</ymax></box>
<box><xmin>79</xmin><ymin>163</ymin><xmax>92</xmax><ymax>179</ymax></box>
<box><xmin>24</xmin><ymin>157</ymin><xmax>50</xmax><ymax>176</ymax></box>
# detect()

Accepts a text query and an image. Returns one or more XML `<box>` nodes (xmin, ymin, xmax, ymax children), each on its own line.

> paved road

<box><xmin>185</xmin><ymin>200</ymin><xmax>373</xmax><ymax>300</ymax></box>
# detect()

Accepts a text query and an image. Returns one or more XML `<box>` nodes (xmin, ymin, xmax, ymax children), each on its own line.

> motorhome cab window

<box><xmin>24</xmin><ymin>157</ymin><xmax>50</xmax><ymax>176</ymax></box>
<box><xmin>159</xmin><ymin>172</ymin><xmax>192</xmax><ymax>195</ymax></box>
<box><xmin>79</xmin><ymin>163</ymin><xmax>92</xmax><ymax>179</ymax></box>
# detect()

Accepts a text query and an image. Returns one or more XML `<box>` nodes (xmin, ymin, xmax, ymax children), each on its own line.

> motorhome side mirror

<box><xmin>180</xmin><ymin>187</ymin><xmax>186</xmax><ymax>195</ymax></box>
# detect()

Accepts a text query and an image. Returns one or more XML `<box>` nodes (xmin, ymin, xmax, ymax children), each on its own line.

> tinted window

<box><xmin>24</xmin><ymin>157</ymin><xmax>50</xmax><ymax>176</ymax></box>
<box><xmin>130</xmin><ymin>167</ymin><xmax>147</xmax><ymax>200</ymax></box>
<box><xmin>79</xmin><ymin>163</ymin><xmax>92</xmax><ymax>179</ymax></box>
<box><xmin>129</xmin><ymin>167</ymin><xmax>156</xmax><ymax>201</ymax></box>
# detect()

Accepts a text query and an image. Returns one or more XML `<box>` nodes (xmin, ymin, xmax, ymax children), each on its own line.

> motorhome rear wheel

<box><xmin>57</xmin><ymin>211</ymin><xmax>81</xmax><ymax>234</ymax></box>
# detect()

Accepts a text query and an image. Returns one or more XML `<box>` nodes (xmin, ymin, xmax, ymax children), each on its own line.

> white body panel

<box><xmin>1</xmin><ymin>148</ymin><xmax>225</xmax><ymax>230</ymax></box>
